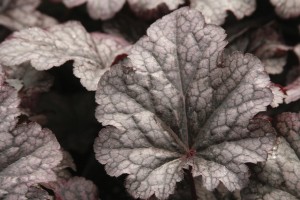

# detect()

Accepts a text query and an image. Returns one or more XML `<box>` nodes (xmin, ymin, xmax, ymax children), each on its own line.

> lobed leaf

<box><xmin>62</xmin><ymin>0</ymin><xmax>183</xmax><ymax>20</ymax></box>
<box><xmin>94</xmin><ymin>7</ymin><xmax>276</xmax><ymax>199</ymax></box>
<box><xmin>63</xmin><ymin>0</ymin><xmax>126</xmax><ymax>20</ymax></box>
<box><xmin>0</xmin><ymin>65</ymin><xmax>63</xmax><ymax>200</ymax></box>
<box><xmin>0</xmin><ymin>0</ymin><xmax>57</xmax><ymax>30</ymax></box>
<box><xmin>190</xmin><ymin>0</ymin><xmax>256</xmax><ymax>25</ymax></box>
<box><xmin>45</xmin><ymin>177</ymin><xmax>99</xmax><ymax>200</ymax></box>
<box><xmin>270</xmin><ymin>0</ymin><xmax>300</xmax><ymax>19</ymax></box>
<box><xmin>242</xmin><ymin>181</ymin><xmax>298</xmax><ymax>200</ymax></box>
<box><xmin>227</xmin><ymin>22</ymin><xmax>291</xmax><ymax>75</ymax></box>
<box><xmin>242</xmin><ymin>112</ymin><xmax>300</xmax><ymax>199</ymax></box>
<box><xmin>0</xmin><ymin>21</ymin><xmax>129</xmax><ymax>90</ymax></box>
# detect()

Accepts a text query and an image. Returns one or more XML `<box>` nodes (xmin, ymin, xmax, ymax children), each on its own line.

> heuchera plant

<box><xmin>0</xmin><ymin>1</ymin><xmax>299</xmax><ymax>200</ymax></box>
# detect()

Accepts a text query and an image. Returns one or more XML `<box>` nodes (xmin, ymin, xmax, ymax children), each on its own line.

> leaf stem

<box><xmin>187</xmin><ymin>167</ymin><xmax>197</xmax><ymax>200</ymax></box>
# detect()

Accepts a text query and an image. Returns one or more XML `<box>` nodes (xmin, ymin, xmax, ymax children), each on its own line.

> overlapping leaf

<box><xmin>228</xmin><ymin>22</ymin><xmax>291</xmax><ymax>75</ymax></box>
<box><xmin>25</xmin><ymin>185</ymin><xmax>53</xmax><ymax>200</ymax></box>
<box><xmin>0</xmin><ymin>21</ymin><xmax>129</xmax><ymax>90</ymax></box>
<box><xmin>0</xmin><ymin>65</ymin><xmax>63</xmax><ymax>199</ymax></box>
<box><xmin>190</xmin><ymin>0</ymin><xmax>256</xmax><ymax>25</ymax></box>
<box><xmin>0</xmin><ymin>0</ymin><xmax>57</xmax><ymax>30</ymax></box>
<box><xmin>54</xmin><ymin>150</ymin><xmax>76</xmax><ymax>179</ymax></box>
<box><xmin>63</xmin><ymin>0</ymin><xmax>126</xmax><ymax>20</ymax></box>
<box><xmin>3</xmin><ymin>64</ymin><xmax>54</xmax><ymax>116</ymax></box>
<box><xmin>284</xmin><ymin>46</ymin><xmax>300</xmax><ymax>103</ymax></box>
<box><xmin>61</xmin><ymin>0</ymin><xmax>183</xmax><ymax>20</ymax></box>
<box><xmin>241</xmin><ymin>112</ymin><xmax>300</xmax><ymax>199</ymax></box>
<box><xmin>94</xmin><ymin>7</ymin><xmax>276</xmax><ymax>200</ymax></box>
<box><xmin>284</xmin><ymin>76</ymin><xmax>300</xmax><ymax>104</ymax></box>
<box><xmin>45</xmin><ymin>177</ymin><xmax>98</xmax><ymax>200</ymax></box>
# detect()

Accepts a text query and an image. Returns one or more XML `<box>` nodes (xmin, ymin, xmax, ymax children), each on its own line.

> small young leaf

<box><xmin>0</xmin><ymin>21</ymin><xmax>129</xmax><ymax>90</ymax></box>
<box><xmin>190</xmin><ymin>0</ymin><xmax>256</xmax><ymax>25</ymax></box>
<box><xmin>94</xmin><ymin>7</ymin><xmax>276</xmax><ymax>199</ymax></box>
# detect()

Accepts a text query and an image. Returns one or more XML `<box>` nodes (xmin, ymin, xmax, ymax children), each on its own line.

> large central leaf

<box><xmin>94</xmin><ymin>7</ymin><xmax>276</xmax><ymax>200</ymax></box>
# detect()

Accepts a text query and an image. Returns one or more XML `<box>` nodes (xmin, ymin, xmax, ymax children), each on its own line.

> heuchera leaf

<box><xmin>3</xmin><ymin>64</ymin><xmax>53</xmax><ymax>93</ymax></box>
<box><xmin>270</xmin><ymin>0</ymin><xmax>300</xmax><ymax>19</ymax></box>
<box><xmin>284</xmin><ymin>76</ymin><xmax>300</xmax><ymax>104</ymax></box>
<box><xmin>0</xmin><ymin>65</ymin><xmax>63</xmax><ymax>199</ymax></box>
<box><xmin>54</xmin><ymin>150</ymin><xmax>77</xmax><ymax>179</ymax></box>
<box><xmin>242</xmin><ymin>112</ymin><xmax>300</xmax><ymax>199</ymax></box>
<box><xmin>45</xmin><ymin>177</ymin><xmax>99</xmax><ymax>200</ymax></box>
<box><xmin>228</xmin><ymin>22</ymin><xmax>292</xmax><ymax>75</ymax></box>
<box><xmin>0</xmin><ymin>0</ymin><xmax>58</xmax><ymax>30</ymax></box>
<box><xmin>25</xmin><ymin>185</ymin><xmax>53</xmax><ymax>200</ymax></box>
<box><xmin>94</xmin><ymin>7</ymin><xmax>276</xmax><ymax>199</ymax></box>
<box><xmin>190</xmin><ymin>0</ymin><xmax>256</xmax><ymax>25</ymax></box>
<box><xmin>3</xmin><ymin>64</ymin><xmax>54</xmax><ymax>116</ymax></box>
<box><xmin>284</xmin><ymin>45</ymin><xmax>300</xmax><ymax>103</ymax></box>
<box><xmin>242</xmin><ymin>181</ymin><xmax>298</xmax><ymax>200</ymax></box>
<box><xmin>62</xmin><ymin>0</ymin><xmax>183</xmax><ymax>20</ymax></box>
<box><xmin>0</xmin><ymin>21</ymin><xmax>129</xmax><ymax>91</ymax></box>
<box><xmin>63</xmin><ymin>0</ymin><xmax>126</xmax><ymax>20</ymax></box>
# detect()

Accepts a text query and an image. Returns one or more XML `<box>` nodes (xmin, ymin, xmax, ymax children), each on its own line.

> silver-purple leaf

<box><xmin>25</xmin><ymin>185</ymin><xmax>53</xmax><ymax>200</ymax></box>
<box><xmin>54</xmin><ymin>150</ymin><xmax>76</xmax><ymax>179</ymax></box>
<box><xmin>3</xmin><ymin>64</ymin><xmax>53</xmax><ymax>93</ymax></box>
<box><xmin>284</xmin><ymin>45</ymin><xmax>300</xmax><ymax>103</ymax></box>
<box><xmin>46</xmin><ymin>177</ymin><xmax>98</xmax><ymax>200</ymax></box>
<box><xmin>0</xmin><ymin>0</ymin><xmax>57</xmax><ymax>30</ymax></box>
<box><xmin>63</xmin><ymin>0</ymin><xmax>126</xmax><ymax>20</ymax></box>
<box><xmin>94</xmin><ymin>7</ymin><xmax>276</xmax><ymax>200</ymax></box>
<box><xmin>194</xmin><ymin>178</ymin><xmax>241</xmax><ymax>200</ymax></box>
<box><xmin>0</xmin><ymin>21</ymin><xmax>129</xmax><ymax>91</ymax></box>
<box><xmin>284</xmin><ymin>76</ymin><xmax>300</xmax><ymax>104</ymax></box>
<box><xmin>270</xmin><ymin>0</ymin><xmax>300</xmax><ymax>19</ymax></box>
<box><xmin>242</xmin><ymin>112</ymin><xmax>300</xmax><ymax>199</ymax></box>
<box><xmin>242</xmin><ymin>181</ymin><xmax>298</xmax><ymax>200</ymax></box>
<box><xmin>3</xmin><ymin>64</ymin><xmax>54</xmax><ymax>116</ymax></box>
<box><xmin>190</xmin><ymin>0</ymin><xmax>256</xmax><ymax>25</ymax></box>
<box><xmin>227</xmin><ymin>22</ymin><xmax>292</xmax><ymax>75</ymax></box>
<box><xmin>0</xmin><ymin>65</ymin><xmax>63</xmax><ymax>200</ymax></box>
<box><xmin>62</xmin><ymin>0</ymin><xmax>183</xmax><ymax>20</ymax></box>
